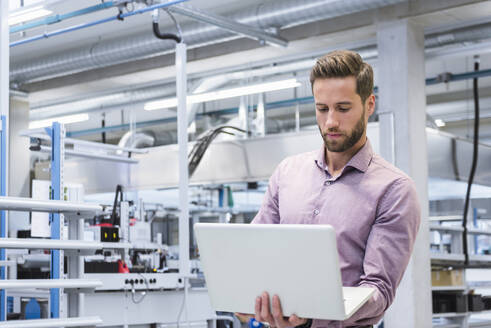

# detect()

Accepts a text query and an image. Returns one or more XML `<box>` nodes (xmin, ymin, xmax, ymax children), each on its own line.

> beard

<box><xmin>319</xmin><ymin>107</ymin><xmax>366</xmax><ymax>153</ymax></box>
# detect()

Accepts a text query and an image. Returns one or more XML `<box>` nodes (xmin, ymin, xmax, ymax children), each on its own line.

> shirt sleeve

<box><xmin>251</xmin><ymin>161</ymin><xmax>283</xmax><ymax>224</ymax></box>
<box><xmin>341</xmin><ymin>177</ymin><xmax>421</xmax><ymax>326</ymax></box>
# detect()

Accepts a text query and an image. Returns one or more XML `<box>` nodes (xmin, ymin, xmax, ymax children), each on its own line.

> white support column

<box><xmin>377</xmin><ymin>19</ymin><xmax>432</xmax><ymax>328</ymax></box>
<box><xmin>176</xmin><ymin>43</ymin><xmax>190</xmax><ymax>277</ymax></box>
<box><xmin>0</xmin><ymin>1</ymin><xmax>8</xmax><ymax>321</ymax></box>
<box><xmin>256</xmin><ymin>93</ymin><xmax>266</xmax><ymax>136</ymax></box>
<box><xmin>0</xmin><ymin>0</ymin><xmax>8</xmax><ymax>197</ymax></box>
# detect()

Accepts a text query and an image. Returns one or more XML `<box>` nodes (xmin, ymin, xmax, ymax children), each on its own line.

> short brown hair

<box><xmin>309</xmin><ymin>50</ymin><xmax>374</xmax><ymax>103</ymax></box>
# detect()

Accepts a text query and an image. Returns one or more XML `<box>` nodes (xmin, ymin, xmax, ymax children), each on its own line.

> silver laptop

<box><xmin>194</xmin><ymin>223</ymin><xmax>374</xmax><ymax>321</ymax></box>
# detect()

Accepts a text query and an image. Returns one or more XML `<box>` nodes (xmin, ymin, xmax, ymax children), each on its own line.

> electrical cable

<box><xmin>462</xmin><ymin>56</ymin><xmax>480</xmax><ymax>266</ymax></box>
<box><xmin>110</xmin><ymin>184</ymin><xmax>124</xmax><ymax>226</ymax></box>
<box><xmin>164</xmin><ymin>8</ymin><xmax>183</xmax><ymax>42</ymax></box>
<box><xmin>188</xmin><ymin>126</ymin><xmax>247</xmax><ymax>178</ymax></box>
<box><xmin>176</xmin><ymin>279</ymin><xmax>187</xmax><ymax>328</ymax></box>
<box><xmin>130</xmin><ymin>273</ymin><xmax>150</xmax><ymax>304</ymax></box>
<box><xmin>152</xmin><ymin>8</ymin><xmax>181</xmax><ymax>43</ymax></box>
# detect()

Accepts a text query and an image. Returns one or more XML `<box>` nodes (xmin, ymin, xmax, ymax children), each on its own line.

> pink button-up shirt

<box><xmin>252</xmin><ymin>139</ymin><xmax>421</xmax><ymax>328</ymax></box>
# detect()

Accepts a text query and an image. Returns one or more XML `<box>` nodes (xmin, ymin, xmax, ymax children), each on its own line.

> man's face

<box><xmin>313</xmin><ymin>77</ymin><xmax>374</xmax><ymax>153</ymax></box>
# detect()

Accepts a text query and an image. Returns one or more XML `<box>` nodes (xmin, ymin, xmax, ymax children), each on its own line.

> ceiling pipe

<box><xmin>10</xmin><ymin>0</ymin><xmax>405</xmax><ymax>84</ymax></box>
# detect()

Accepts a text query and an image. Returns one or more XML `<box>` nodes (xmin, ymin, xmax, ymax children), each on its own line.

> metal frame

<box><xmin>0</xmin><ymin>0</ymin><xmax>8</xmax><ymax>321</ymax></box>
<box><xmin>36</xmin><ymin>145</ymin><xmax>139</xmax><ymax>164</ymax></box>
<box><xmin>176</xmin><ymin>43</ymin><xmax>190</xmax><ymax>277</ymax></box>
<box><xmin>10</xmin><ymin>0</ymin><xmax>188</xmax><ymax>47</ymax></box>
<box><xmin>0</xmin><ymin>197</ymin><xmax>101</xmax><ymax>215</ymax></box>
<box><xmin>0</xmin><ymin>116</ymin><xmax>6</xmax><ymax>322</ymax></box>
<box><xmin>0</xmin><ymin>279</ymin><xmax>102</xmax><ymax>290</ymax></box>
<box><xmin>169</xmin><ymin>3</ymin><xmax>288</xmax><ymax>47</ymax></box>
<box><xmin>0</xmin><ymin>316</ymin><xmax>102</xmax><ymax>328</ymax></box>
<box><xmin>22</xmin><ymin>130</ymin><xmax>148</xmax><ymax>154</ymax></box>
<box><xmin>0</xmin><ymin>238</ymin><xmax>102</xmax><ymax>250</ymax></box>
<box><xmin>49</xmin><ymin>122</ymin><xmax>63</xmax><ymax>318</ymax></box>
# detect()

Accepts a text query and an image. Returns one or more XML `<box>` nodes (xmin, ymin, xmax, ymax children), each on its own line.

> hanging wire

<box><xmin>164</xmin><ymin>8</ymin><xmax>183</xmax><ymax>43</ymax></box>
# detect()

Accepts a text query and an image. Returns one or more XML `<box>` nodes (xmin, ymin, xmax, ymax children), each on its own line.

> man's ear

<box><xmin>366</xmin><ymin>94</ymin><xmax>376</xmax><ymax>117</ymax></box>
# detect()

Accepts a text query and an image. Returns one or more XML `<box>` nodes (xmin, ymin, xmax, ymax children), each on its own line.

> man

<box><xmin>241</xmin><ymin>50</ymin><xmax>421</xmax><ymax>328</ymax></box>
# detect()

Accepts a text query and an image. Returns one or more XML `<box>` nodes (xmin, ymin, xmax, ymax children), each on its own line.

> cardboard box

<box><xmin>432</xmin><ymin>269</ymin><xmax>464</xmax><ymax>286</ymax></box>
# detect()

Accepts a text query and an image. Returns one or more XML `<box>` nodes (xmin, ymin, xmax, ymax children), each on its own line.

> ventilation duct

<box><xmin>11</xmin><ymin>0</ymin><xmax>406</xmax><ymax>84</ymax></box>
<box><xmin>118</xmin><ymin>131</ymin><xmax>155</xmax><ymax>149</ymax></box>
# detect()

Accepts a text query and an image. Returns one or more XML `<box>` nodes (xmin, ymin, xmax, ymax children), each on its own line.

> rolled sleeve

<box><xmin>341</xmin><ymin>177</ymin><xmax>421</xmax><ymax>327</ymax></box>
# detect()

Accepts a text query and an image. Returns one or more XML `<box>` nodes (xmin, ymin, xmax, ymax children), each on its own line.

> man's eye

<box><xmin>338</xmin><ymin>107</ymin><xmax>350</xmax><ymax>112</ymax></box>
<box><xmin>317</xmin><ymin>107</ymin><xmax>328</xmax><ymax>112</ymax></box>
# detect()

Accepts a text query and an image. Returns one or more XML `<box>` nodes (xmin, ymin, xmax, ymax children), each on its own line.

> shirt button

<box><xmin>313</xmin><ymin>209</ymin><xmax>319</xmax><ymax>216</ymax></box>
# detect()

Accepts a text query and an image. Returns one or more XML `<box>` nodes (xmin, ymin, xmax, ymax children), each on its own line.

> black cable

<box><xmin>188</xmin><ymin>126</ymin><xmax>246</xmax><ymax>178</ymax></box>
<box><xmin>451</xmin><ymin>138</ymin><xmax>460</xmax><ymax>181</ymax></box>
<box><xmin>110</xmin><ymin>184</ymin><xmax>124</xmax><ymax>226</ymax></box>
<box><xmin>462</xmin><ymin>58</ymin><xmax>480</xmax><ymax>266</ymax></box>
<box><xmin>152</xmin><ymin>22</ymin><xmax>181</xmax><ymax>43</ymax></box>
<box><xmin>102</xmin><ymin>117</ymin><xmax>106</xmax><ymax>144</ymax></box>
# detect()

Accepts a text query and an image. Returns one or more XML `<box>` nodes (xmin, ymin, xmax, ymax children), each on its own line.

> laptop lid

<box><xmin>194</xmin><ymin>223</ymin><xmax>349</xmax><ymax>320</ymax></box>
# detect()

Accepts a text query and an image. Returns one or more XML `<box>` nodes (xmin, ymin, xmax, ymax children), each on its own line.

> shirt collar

<box><xmin>315</xmin><ymin>138</ymin><xmax>373</xmax><ymax>174</ymax></box>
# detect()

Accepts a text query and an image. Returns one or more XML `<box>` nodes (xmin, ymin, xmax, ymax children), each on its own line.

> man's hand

<box><xmin>255</xmin><ymin>292</ymin><xmax>307</xmax><ymax>328</ymax></box>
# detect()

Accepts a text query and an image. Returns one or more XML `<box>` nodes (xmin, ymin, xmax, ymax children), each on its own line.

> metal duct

<box><xmin>11</xmin><ymin>0</ymin><xmax>405</xmax><ymax>84</ymax></box>
<box><xmin>425</xmin><ymin>22</ymin><xmax>491</xmax><ymax>48</ymax></box>
<box><xmin>118</xmin><ymin>131</ymin><xmax>155</xmax><ymax>149</ymax></box>
<box><xmin>57</xmin><ymin>124</ymin><xmax>491</xmax><ymax>193</ymax></box>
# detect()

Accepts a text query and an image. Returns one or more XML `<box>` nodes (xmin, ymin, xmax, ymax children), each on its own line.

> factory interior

<box><xmin>1</xmin><ymin>0</ymin><xmax>491</xmax><ymax>327</ymax></box>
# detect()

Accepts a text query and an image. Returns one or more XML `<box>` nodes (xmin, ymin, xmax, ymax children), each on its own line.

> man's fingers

<box><xmin>261</xmin><ymin>292</ymin><xmax>275</xmax><ymax>325</ymax></box>
<box><xmin>255</xmin><ymin>296</ymin><xmax>263</xmax><ymax>322</ymax></box>
<box><xmin>271</xmin><ymin>295</ymin><xmax>290</xmax><ymax>327</ymax></box>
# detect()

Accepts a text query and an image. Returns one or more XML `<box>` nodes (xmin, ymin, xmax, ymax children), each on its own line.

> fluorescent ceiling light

<box><xmin>435</xmin><ymin>119</ymin><xmax>446</xmax><ymax>127</ymax></box>
<box><xmin>144</xmin><ymin>79</ymin><xmax>302</xmax><ymax>111</ymax></box>
<box><xmin>9</xmin><ymin>6</ymin><xmax>53</xmax><ymax>26</ymax></box>
<box><xmin>29</xmin><ymin>113</ymin><xmax>89</xmax><ymax>129</ymax></box>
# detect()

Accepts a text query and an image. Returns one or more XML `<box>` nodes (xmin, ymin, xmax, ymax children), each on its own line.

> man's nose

<box><xmin>325</xmin><ymin>111</ymin><xmax>340</xmax><ymax>130</ymax></box>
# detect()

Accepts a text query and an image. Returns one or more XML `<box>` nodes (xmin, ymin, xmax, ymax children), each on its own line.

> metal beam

<box><xmin>169</xmin><ymin>3</ymin><xmax>288</xmax><ymax>47</ymax></box>
<box><xmin>0</xmin><ymin>279</ymin><xmax>102</xmax><ymax>290</ymax></box>
<box><xmin>0</xmin><ymin>238</ymin><xmax>103</xmax><ymax>250</ymax></box>
<box><xmin>35</xmin><ymin>145</ymin><xmax>140</xmax><ymax>164</ymax></box>
<box><xmin>0</xmin><ymin>196</ymin><xmax>102</xmax><ymax>215</ymax></box>
<box><xmin>22</xmin><ymin>131</ymin><xmax>148</xmax><ymax>154</ymax></box>
<box><xmin>0</xmin><ymin>0</ymin><xmax>9</xmax><ymax>321</ymax></box>
<box><xmin>0</xmin><ymin>316</ymin><xmax>102</xmax><ymax>327</ymax></box>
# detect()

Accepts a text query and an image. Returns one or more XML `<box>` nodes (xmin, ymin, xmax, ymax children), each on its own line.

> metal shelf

<box><xmin>430</xmin><ymin>216</ymin><xmax>463</xmax><ymax>222</ymax></box>
<box><xmin>433</xmin><ymin>312</ymin><xmax>468</xmax><ymax>318</ymax></box>
<box><xmin>433</xmin><ymin>324</ymin><xmax>461</xmax><ymax>328</ymax></box>
<box><xmin>433</xmin><ymin>311</ymin><xmax>491</xmax><ymax>319</ymax></box>
<box><xmin>470</xmin><ymin>319</ymin><xmax>491</xmax><ymax>328</ymax></box>
<box><xmin>430</xmin><ymin>224</ymin><xmax>465</xmax><ymax>232</ymax></box>
<box><xmin>468</xmin><ymin>281</ymin><xmax>491</xmax><ymax>289</ymax></box>
<box><xmin>470</xmin><ymin>310</ymin><xmax>491</xmax><ymax>315</ymax></box>
<box><xmin>0</xmin><ymin>279</ymin><xmax>102</xmax><ymax>290</ymax></box>
<box><xmin>469</xmin><ymin>255</ymin><xmax>491</xmax><ymax>264</ymax></box>
<box><xmin>432</xmin><ymin>285</ymin><xmax>467</xmax><ymax>291</ymax></box>
<box><xmin>467</xmin><ymin>228</ymin><xmax>491</xmax><ymax>236</ymax></box>
<box><xmin>37</xmin><ymin>145</ymin><xmax>139</xmax><ymax>164</ymax></box>
<box><xmin>101</xmin><ymin>242</ymin><xmax>132</xmax><ymax>249</ymax></box>
<box><xmin>431</xmin><ymin>253</ymin><xmax>466</xmax><ymax>262</ymax></box>
<box><xmin>0</xmin><ymin>196</ymin><xmax>102</xmax><ymax>216</ymax></box>
<box><xmin>0</xmin><ymin>316</ymin><xmax>102</xmax><ymax>327</ymax></box>
<box><xmin>0</xmin><ymin>238</ymin><xmax>103</xmax><ymax>250</ymax></box>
